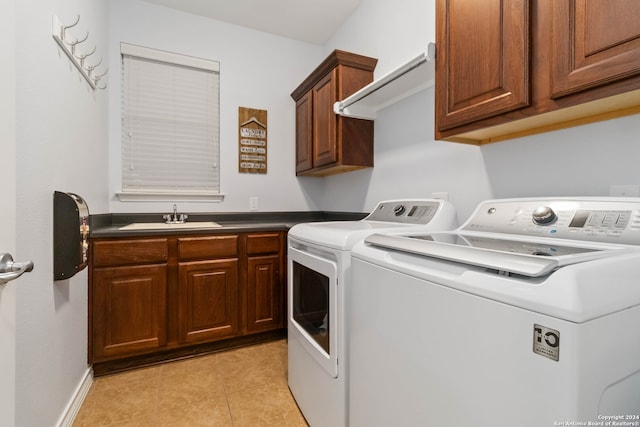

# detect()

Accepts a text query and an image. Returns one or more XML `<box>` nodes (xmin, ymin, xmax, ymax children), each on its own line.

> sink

<box><xmin>119</xmin><ymin>221</ymin><xmax>221</xmax><ymax>230</ymax></box>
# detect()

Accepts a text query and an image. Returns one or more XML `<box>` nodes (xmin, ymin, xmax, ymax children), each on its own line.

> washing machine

<box><xmin>287</xmin><ymin>199</ymin><xmax>458</xmax><ymax>427</ymax></box>
<box><xmin>349</xmin><ymin>197</ymin><xmax>640</xmax><ymax>427</ymax></box>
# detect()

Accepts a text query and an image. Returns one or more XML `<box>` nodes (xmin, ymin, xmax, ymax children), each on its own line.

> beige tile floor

<box><xmin>73</xmin><ymin>339</ymin><xmax>309</xmax><ymax>427</ymax></box>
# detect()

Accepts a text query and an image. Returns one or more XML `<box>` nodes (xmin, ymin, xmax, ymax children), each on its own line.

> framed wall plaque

<box><xmin>238</xmin><ymin>107</ymin><xmax>267</xmax><ymax>174</ymax></box>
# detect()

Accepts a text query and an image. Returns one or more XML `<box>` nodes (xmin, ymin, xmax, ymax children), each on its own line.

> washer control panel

<box><xmin>461</xmin><ymin>198</ymin><xmax>640</xmax><ymax>245</ymax></box>
<box><xmin>364</xmin><ymin>200</ymin><xmax>444</xmax><ymax>225</ymax></box>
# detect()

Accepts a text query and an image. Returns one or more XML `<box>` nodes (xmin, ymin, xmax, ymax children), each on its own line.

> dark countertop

<box><xmin>89</xmin><ymin>211</ymin><xmax>367</xmax><ymax>238</ymax></box>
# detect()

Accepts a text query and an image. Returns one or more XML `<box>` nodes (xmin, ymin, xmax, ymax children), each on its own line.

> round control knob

<box><xmin>532</xmin><ymin>206</ymin><xmax>557</xmax><ymax>225</ymax></box>
<box><xmin>394</xmin><ymin>205</ymin><xmax>406</xmax><ymax>216</ymax></box>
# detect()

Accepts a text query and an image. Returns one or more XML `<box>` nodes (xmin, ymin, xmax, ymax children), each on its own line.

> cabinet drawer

<box><xmin>247</xmin><ymin>233</ymin><xmax>281</xmax><ymax>255</ymax></box>
<box><xmin>92</xmin><ymin>239</ymin><xmax>168</xmax><ymax>267</ymax></box>
<box><xmin>178</xmin><ymin>235</ymin><xmax>238</xmax><ymax>261</ymax></box>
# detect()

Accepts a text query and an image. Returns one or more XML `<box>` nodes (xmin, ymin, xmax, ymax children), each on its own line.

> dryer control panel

<box><xmin>461</xmin><ymin>198</ymin><xmax>640</xmax><ymax>245</ymax></box>
<box><xmin>364</xmin><ymin>200</ymin><xmax>445</xmax><ymax>224</ymax></box>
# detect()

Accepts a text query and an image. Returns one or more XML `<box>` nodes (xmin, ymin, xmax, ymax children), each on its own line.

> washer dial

<box><xmin>532</xmin><ymin>206</ymin><xmax>557</xmax><ymax>225</ymax></box>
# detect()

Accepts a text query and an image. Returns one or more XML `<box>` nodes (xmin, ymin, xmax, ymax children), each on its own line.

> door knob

<box><xmin>0</xmin><ymin>253</ymin><xmax>34</xmax><ymax>284</ymax></box>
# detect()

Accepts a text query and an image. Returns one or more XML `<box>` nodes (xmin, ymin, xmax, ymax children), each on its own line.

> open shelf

<box><xmin>334</xmin><ymin>43</ymin><xmax>436</xmax><ymax>120</ymax></box>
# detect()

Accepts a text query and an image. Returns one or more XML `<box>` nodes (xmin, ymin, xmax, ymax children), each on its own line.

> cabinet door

<box><xmin>435</xmin><ymin>0</ymin><xmax>530</xmax><ymax>131</ymax></box>
<box><xmin>247</xmin><ymin>255</ymin><xmax>282</xmax><ymax>332</ymax></box>
<box><xmin>551</xmin><ymin>0</ymin><xmax>640</xmax><ymax>98</ymax></box>
<box><xmin>178</xmin><ymin>259</ymin><xmax>239</xmax><ymax>344</ymax></box>
<box><xmin>312</xmin><ymin>69</ymin><xmax>338</xmax><ymax>167</ymax></box>
<box><xmin>295</xmin><ymin>91</ymin><xmax>313</xmax><ymax>173</ymax></box>
<box><xmin>91</xmin><ymin>264</ymin><xmax>167</xmax><ymax>361</ymax></box>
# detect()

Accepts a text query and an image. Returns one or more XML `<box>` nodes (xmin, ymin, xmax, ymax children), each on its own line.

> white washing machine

<box><xmin>287</xmin><ymin>199</ymin><xmax>458</xmax><ymax>427</ymax></box>
<box><xmin>349</xmin><ymin>197</ymin><xmax>640</xmax><ymax>427</ymax></box>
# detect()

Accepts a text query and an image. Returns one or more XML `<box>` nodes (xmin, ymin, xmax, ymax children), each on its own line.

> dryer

<box><xmin>287</xmin><ymin>199</ymin><xmax>457</xmax><ymax>427</ymax></box>
<box><xmin>349</xmin><ymin>197</ymin><xmax>640</xmax><ymax>427</ymax></box>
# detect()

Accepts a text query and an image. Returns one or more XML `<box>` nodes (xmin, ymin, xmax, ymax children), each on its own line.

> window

<box><xmin>119</xmin><ymin>43</ymin><xmax>221</xmax><ymax>201</ymax></box>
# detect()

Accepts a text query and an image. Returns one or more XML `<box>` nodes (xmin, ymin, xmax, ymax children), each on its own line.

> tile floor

<box><xmin>73</xmin><ymin>339</ymin><xmax>309</xmax><ymax>427</ymax></box>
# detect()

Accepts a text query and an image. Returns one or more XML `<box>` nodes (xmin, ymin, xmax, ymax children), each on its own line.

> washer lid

<box><xmin>364</xmin><ymin>231</ymin><xmax>634</xmax><ymax>277</ymax></box>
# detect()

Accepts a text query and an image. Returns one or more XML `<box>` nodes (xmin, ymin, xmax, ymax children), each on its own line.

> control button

<box><xmin>532</xmin><ymin>206</ymin><xmax>557</xmax><ymax>225</ymax></box>
<box><xmin>394</xmin><ymin>205</ymin><xmax>406</xmax><ymax>216</ymax></box>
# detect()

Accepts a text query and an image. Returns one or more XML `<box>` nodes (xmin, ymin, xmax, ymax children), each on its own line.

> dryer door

<box><xmin>288</xmin><ymin>245</ymin><xmax>338</xmax><ymax>378</ymax></box>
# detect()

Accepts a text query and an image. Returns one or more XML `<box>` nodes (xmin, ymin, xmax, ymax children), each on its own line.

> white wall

<box><xmin>108</xmin><ymin>0</ymin><xmax>326</xmax><ymax>214</ymax></box>
<box><xmin>14</xmin><ymin>0</ymin><xmax>109</xmax><ymax>425</ymax></box>
<box><xmin>321</xmin><ymin>0</ymin><xmax>491</xmax><ymax>221</ymax></box>
<box><xmin>322</xmin><ymin>0</ymin><xmax>640</xmax><ymax>221</ymax></box>
<box><xmin>0</xmin><ymin>0</ymin><xmax>17</xmax><ymax>425</ymax></box>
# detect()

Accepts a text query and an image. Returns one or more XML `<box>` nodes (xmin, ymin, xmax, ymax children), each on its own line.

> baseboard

<box><xmin>56</xmin><ymin>367</ymin><xmax>93</xmax><ymax>427</ymax></box>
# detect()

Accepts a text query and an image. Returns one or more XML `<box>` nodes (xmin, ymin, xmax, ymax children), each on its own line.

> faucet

<box><xmin>163</xmin><ymin>204</ymin><xmax>188</xmax><ymax>224</ymax></box>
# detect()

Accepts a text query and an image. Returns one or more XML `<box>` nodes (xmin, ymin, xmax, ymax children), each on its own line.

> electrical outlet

<box><xmin>609</xmin><ymin>185</ymin><xmax>640</xmax><ymax>197</ymax></box>
<box><xmin>431</xmin><ymin>192</ymin><xmax>449</xmax><ymax>201</ymax></box>
<box><xmin>249</xmin><ymin>196</ymin><xmax>259</xmax><ymax>211</ymax></box>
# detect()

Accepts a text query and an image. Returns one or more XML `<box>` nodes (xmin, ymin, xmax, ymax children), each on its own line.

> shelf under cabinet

<box><xmin>334</xmin><ymin>43</ymin><xmax>435</xmax><ymax>120</ymax></box>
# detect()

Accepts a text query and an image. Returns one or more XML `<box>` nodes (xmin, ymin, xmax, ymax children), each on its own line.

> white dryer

<box><xmin>349</xmin><ymin>197</ymin><xmax>640</xmax><ymax>427</ymax></box>
<box><xmin>287</xmin><ymin>199</ymin><xmax>458</xmax><ymax>427</ymax></box>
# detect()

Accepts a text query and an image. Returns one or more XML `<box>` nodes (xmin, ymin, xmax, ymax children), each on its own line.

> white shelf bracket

<box><xmin>334</xmin><ymin>42</ymin><xmax>436</xmax><ymax>120</ymax></box>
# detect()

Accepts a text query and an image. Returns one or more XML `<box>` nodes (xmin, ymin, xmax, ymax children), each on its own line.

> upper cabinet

<box><xmin>435</xmin><ymin>0</ymin><xmax>640</xmax><ymax>144</ymax></box>
<box><xmin>550</xmin><ymin>0</ymin><xmax>640</xmax><ymax>98</ymax></box>
<box><xmin>436</xmin><ymin>0</ymin><xmax>531</xmax><ymax>132</ymax></box>
<box><xmin>291</xmin><ymin>50</ymin><xmax>377</xmax><ymax>176</ymax></box>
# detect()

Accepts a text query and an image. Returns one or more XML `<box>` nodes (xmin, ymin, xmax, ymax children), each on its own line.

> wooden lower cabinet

<box><xmin>178</xmin><ymin>259</ymin><xmax>239</xmax><ymax>344</ymax></box>
<box><xmin>245</xmin><ymin>232</ymin><xmax>285</xmax><ymax>333</ymax></box>
<box><xmin>89</xmin><ymin>231</ymin><xmax>285</xmax><ymax>372</ymax></box>
<box><xmin>247</xmin><ymin>255</ymin><xmax>281</xmax><ymax>333</ymax></box>
<box><xmin>91</xmin><ymin>264</ymin><xmax>167</xmax><ymax>361</ymax></box>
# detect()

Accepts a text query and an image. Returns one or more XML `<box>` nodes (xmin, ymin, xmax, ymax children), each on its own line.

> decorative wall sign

<box><xmin>238</xmin><ymin>107</ymin><xmax>267</xmax><ymax>174</ymax></box>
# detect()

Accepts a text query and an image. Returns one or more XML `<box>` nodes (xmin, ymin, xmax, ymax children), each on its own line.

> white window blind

<box><xmin>121</xmin><ymin>43</ymin><xmax>220</xmax><ymax>197</ymax></box>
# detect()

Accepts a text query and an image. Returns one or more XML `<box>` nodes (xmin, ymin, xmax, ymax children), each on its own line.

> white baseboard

<box><xmin>56</xmin><ymin>367</ymin><xmax>93</xmax><ymax>427</ymax></box>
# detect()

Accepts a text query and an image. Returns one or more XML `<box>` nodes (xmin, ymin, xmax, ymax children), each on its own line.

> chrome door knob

<box><xmin>0</xmin><ymin>253</ymin><xmax>34</xmax><ymax>284</ymax></box>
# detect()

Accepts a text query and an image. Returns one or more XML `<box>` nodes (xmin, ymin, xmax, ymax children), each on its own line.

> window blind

<box><xmin>121</xmin><ymin>43</ymin><xmax>220</xmax><ymax>194</ymax></box>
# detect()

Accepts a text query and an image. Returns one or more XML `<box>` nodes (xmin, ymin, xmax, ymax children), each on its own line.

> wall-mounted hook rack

<box><xmin>52</xmin><ymin>14</ymin><xmax>107</xmax><ymax>91</ymax></box>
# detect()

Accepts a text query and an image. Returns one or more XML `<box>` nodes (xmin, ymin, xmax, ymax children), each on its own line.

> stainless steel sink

<box><xmin>119</xmin><ymin>221</ymin><xmax>221</xmax><ymax>230</ymax></box>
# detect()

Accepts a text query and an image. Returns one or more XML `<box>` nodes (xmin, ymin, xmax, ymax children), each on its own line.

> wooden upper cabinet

<box><xmin>313</xmin><ymin>70</ymin><xmax>339</xmax><ymax>168</ymax></box>
<box><xmin>436</xmin><ymin>0</ymin><xmax>530</xmax><ymax>131</ymax></box>
<box><xmin>551</xmin><ymin>0</ymin><xmax>640</xmax><ymax>98</ymax></box>
<box><xmin>295</xmin><ymin>91</ymin><xmax>313</xmax><ymax>173</ymax></box>
<box><xmin>435</xmin><ymin>0</ymin><xmax>640</xmax><ymax>144</ymax></box>
<box><xmin>291</xmin><ymin>50</ymin><xmax>377</xmax><ymax>176</ymax></box>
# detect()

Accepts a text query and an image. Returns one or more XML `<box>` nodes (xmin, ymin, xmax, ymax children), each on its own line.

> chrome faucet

<box><xmin>163</xmin><ymin>204</ymin><xmax>188</xmax><ymax>224</ymax></box>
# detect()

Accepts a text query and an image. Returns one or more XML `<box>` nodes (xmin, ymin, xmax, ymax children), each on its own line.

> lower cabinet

<box><xmin>247</xmin><ymin>255</ymin><xmax>281</xmax><ymax>332</ymax></box>
<box><xmin>245</xmin><ymin>232</ymin><xmax>284</xmax><ymax>333</ymax></box>
<box><xmin>89</xmin><ymin>231</ymin><xmax>285</xmax><ymax>370</ymax></box>
<box><xmin>91</xmin><ymin>264</ymin><xmax>167</xmax><ymax>360</ymax></box>
<box><xmin>178</xmin><ymin>259</ymin><xmax>239</xmax><ymax>344</ymax></box>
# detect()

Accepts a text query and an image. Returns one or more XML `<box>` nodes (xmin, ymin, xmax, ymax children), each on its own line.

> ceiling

<box><xmin>141</xmin><ymin>0</ymin><xmax>363</xmax><ymax>45</ymax></box>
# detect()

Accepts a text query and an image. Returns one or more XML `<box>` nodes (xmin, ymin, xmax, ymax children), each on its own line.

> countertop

<box><xmin>89</xmin><ymin>211</ymin><xmax>367</xmax><ymax>238</ymax></box>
